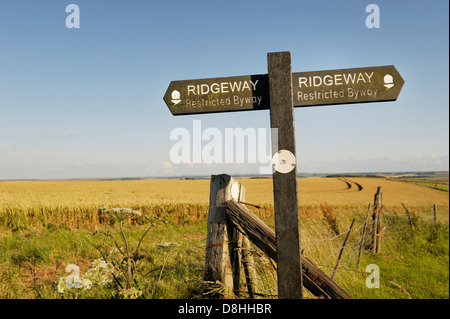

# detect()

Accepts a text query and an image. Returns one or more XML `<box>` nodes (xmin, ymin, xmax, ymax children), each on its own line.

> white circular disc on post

<box><xmin>272</xmin><ymin>150</ymin><xmax>296</xmax><ymax>174</ymax></box>
<box><xmin>230</xmin><ymin>181</ymin><xmax>240</xmax><ymax>201</ymax></box>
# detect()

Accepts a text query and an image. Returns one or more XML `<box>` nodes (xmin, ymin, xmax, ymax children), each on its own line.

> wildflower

<box><xmin>56</xmin><ymin>277</ymin><xmax>67</xmax><ymax>294</ymax></box>
<box><xmin>92</xmin><ymin>258</ymin><xmax>107</xmax><ymax>269</ymax></box>
<box><xmin>105</xmin><ymin>208</ymin><xmax>142</xmax><ymax>220</ymax></box>
<box><xmin>83</xmin><ymin>260</ymin><xmax>114</xmax><ymax>285</ymax></box>
<box><xmin>117</xmin><ymin>287</ymin><xmax>143</xmax><ymax>299</ymax></box>
<box><xmin>79</xmin><ymin>278</ymin><xmax>93</xmax><ymax>290</ymax></box>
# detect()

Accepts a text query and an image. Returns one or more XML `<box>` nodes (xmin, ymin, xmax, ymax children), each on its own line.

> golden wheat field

<box><xmin>0</xmin><ymin>177</ymin><xmax>447</xmax><ymax>206</ymax></box>
<box><xmin>0</xmin><ymin>176</ymin><xmax>447</xmax><ymax>229</ymax></box>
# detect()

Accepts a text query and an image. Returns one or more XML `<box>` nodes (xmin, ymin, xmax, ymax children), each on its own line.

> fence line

<box><xmin>314</xmin><ymin>263</ymin><xmax>449</xmax><ymax>288</ymax></box>
<box><xmin>302</xmin><ymin>217</ymin><xmax>368</xmax><ymax>249</ymax></box>
<box><xmin>203</xmin><ymin>174</ymin><xmax>448</xmax><ymax>299</ymax></box>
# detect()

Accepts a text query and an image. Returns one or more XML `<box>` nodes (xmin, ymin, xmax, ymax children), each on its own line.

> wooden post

<box><xmin>356</xmin><ymin>204</ymin><xmax>371</xmax><ymax>268</ymax></box>
<box><xmin>268</xmin><ymin>51</ymin><xmax>302</xmax><ymax>299</ymax></box>
<box><xmin>433</xmin><ymin>204</ymin><xmax>437</xmax><ymax>224</ymax></box>
<box><xmin>376</xmin><ymin>188</ymin><xmax>382</xmax><ymax>253</ymax></box>
<box><xmin>237</xmin><ymin>183</ymin><xmax>259</xmax><ymax>299</ymax></box>
<box><xmin>229</xmin><ymin>225</ymin><xmax>242</xmax><ymax>297</ymax></box>
<box><xmin>203</xmin><ymin>174</ymin><xmax>242</xmax><ymax>298</ymax></box>
<box><xmin>372</xmin><ymin>187</ymin><xmax>382</xmax><ymax>253</ymax></box>
<box><xmin>331</xmin><ymin>219</ymin><xmax>355</xmax><ymax>279</ymax></box>
<box><xmin>242</xmin><ymin>237</ymin><xmax>258</xmax><ymax>299</ymax></box>
<box><xmin>228</xmin><ymin>180</ymin><xmax>245</xmax><ymax>297</ymax></box>
<box><xmin>402</xmin><ymin>203</ymin><xmax>415</xmax><ymax>230</ymax></box>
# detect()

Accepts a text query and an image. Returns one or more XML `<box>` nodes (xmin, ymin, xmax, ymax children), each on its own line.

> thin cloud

<box><xmin>162</xmin><ymin>161</ymin><xmax>174</xmax><ymax>174</ymax></box>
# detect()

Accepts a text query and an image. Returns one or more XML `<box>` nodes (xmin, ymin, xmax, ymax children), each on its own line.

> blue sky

<box><xmin>0</xmin><ymin>0</ymin><xmax>448</xmax><ymax>179</ymax></box>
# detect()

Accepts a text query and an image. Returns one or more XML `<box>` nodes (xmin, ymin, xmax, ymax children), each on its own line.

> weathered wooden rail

<box><xmin>226</xmin><ymin>200</ymin><xmax>352</xmax><ymax>299</ymax></box>
<box><xmin>203</xmin><ymin>174</ymin><xmax>352</xmax><ymax>299</ymax></box>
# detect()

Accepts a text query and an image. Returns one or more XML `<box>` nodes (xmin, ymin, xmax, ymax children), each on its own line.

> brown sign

<box><xmin>163</xmin><ymin>65</ymin><xmax>404</xmax><ymax>115</ymax></box>
<box><xmin>292</xmin><ymin>65</ymin><xmax>404</xmax><ymax>107</ymax></box>
<box><xmin>163</xmin><ymin>74</ymin><xmax>269</xmax><ymax>115</ymax></box>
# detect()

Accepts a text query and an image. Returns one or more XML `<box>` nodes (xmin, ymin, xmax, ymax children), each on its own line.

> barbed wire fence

<box><xmin>231</xmin><ymin>195</ymin><xmax>448</xmax><ymax>299</ymax></box>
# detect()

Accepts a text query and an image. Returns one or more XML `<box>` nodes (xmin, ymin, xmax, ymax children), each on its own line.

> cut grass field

<box><xmin>0</xmin><ymin>176</ymin><xmax>448</xmax><ymax>299</ymax></box>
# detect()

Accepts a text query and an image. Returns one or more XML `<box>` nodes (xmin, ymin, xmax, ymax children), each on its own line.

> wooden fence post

<box><xmin>241</xmin><ymin>237</ymin><xmax>259</xmax><ymax>299</ymax></box>
<box><xmin>331</xmin><ymin>218</ymin><xmax>355</xmax><ymax>279</ymax></box>
<box><xmin>433</xmin><ymin>204</ymin><xmax>437</xmax><ymax>224</ymax></box>
<box><xmin>229</xmin><ymin>224</ymin><xmax>242</xmax><ymax>297</ymax></box>
<box><xmin>402</xmin><ymin>203</ymin><xmax>415</xmax><ymax>230</ymax></box>
<box><xmin>203</xmin><ymin>174</ymin><xmax>242</xmax><ymax>298</ymax></box>
<box><xmin>229</xmin><ymin>184</ymin><xmax>244</xmax><ymax>296</ymax></box>
<box><xmin>237</xmin><ymin>183</ymin><xmax>259</xmax><ymax>299</ymax></box>
<box><xmin>372</xmin><ymin>187</ymin><xmax>382</xmax><ymax>253</ymax></box>
<box><xmin>356</xmin><ymin>204</ymin><xmax>371</xmax><ymax>268</ymax></box>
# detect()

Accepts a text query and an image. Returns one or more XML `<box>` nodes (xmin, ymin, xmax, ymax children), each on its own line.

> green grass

<box><xmin>392</xmin><ymin>172</ymin><xmax>449</xmax><ymax>193</ymax></box>
<box><xmin>0</xmin><ymin>208</ymin><xmax>448</xmax><ymax>299</ymax></box>
<box><xmin>330</xmin><ymin>213</ymin><xmax>449</xmax><ymax>299</ymax></box>
<box><xmin>0</xmin><ymin>221</ymin><xmax>208</xmax><ymax>299</ymax></box>
<box><xmin>401</xmin><ymin>180</ymin><xmax>449</xmax><ymax>192</ymax></box>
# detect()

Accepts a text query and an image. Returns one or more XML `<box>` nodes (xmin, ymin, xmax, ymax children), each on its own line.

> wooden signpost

<box><xmin>163</xmin><ymin>52</ymin><xmax>404</xmax><ymax>299</ymax></box>
<box><xmin>267</xmin><ymin>52</ymin><xmax>302</xmax><ymax>299</ymax></box>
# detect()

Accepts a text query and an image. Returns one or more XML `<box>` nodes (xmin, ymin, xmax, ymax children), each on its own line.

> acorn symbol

<box><xmin>171</xmin><ymin>90</ymin><xmax>181</xmax><ymax>105</ymax></box>
<box><xmin>383</xmin><ymin>74</ymin><xmax>394</xmax><ymax>90</ymax></box>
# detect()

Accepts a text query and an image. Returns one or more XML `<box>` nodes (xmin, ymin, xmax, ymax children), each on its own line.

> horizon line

<box><xmin>0</xmin><ymin>170</ymin><xmax>448</xmax><ymax>182</ymax></box>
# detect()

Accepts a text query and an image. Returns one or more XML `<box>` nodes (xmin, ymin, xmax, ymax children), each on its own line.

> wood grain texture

<box><xmin>203</xmin><ymin>174</ymin><xmax>237</xmax><ymax>297</ymax></box>
<box><xmin>268</xmin><ymin>51</ymin><xmax>303</xmax><ymax>299</ymax></box>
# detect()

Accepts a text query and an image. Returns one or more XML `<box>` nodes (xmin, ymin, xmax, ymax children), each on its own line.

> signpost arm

<box><xmin>267</xmin><ymin>51</ymin><xmax>303</xmax><ymax>299</ymax></box>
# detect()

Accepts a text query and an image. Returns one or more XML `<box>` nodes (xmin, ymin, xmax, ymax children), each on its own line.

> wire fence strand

<box><xmin>233</xmin><ymin>203</ymin><xmax>449</xmax><ymax>299</ymax></box>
